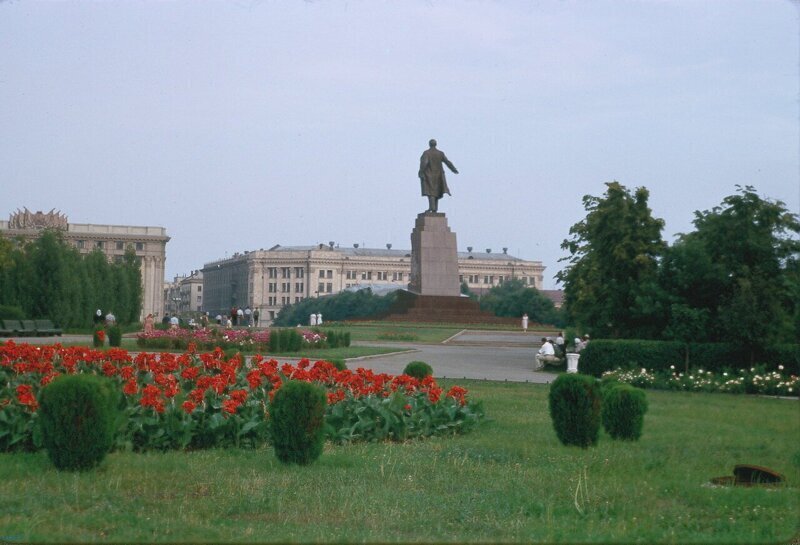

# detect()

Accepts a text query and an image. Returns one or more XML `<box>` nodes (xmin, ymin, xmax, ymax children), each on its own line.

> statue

<box><xmin>418</xmin><ymin>139</ymin><xmax>458</xmax><ymax>213</ymax></box>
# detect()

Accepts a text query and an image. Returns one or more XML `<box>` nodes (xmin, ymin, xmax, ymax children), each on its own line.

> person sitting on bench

<box><xmin>535</xmin><ymin>337</ymin><xmax>560</xmax><ymax>370</ymax></box>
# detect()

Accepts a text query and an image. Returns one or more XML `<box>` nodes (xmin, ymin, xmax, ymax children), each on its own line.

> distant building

<box><xmin>1</xmin><ymin>208</ymin><xmax>169</xmax><ymax>319</ymax></box>
<box><xmin>540</xmin><ymin>289</ymin><xmax>564</xmax><ymax>309</ymax></box>
<box><xmin>163</xmin><ymin>270</ymin><xmax>203</xmax><ymax>316</ymax></box>
<box><xmin>201</xmin><ymin>243</ymin><xmax>544</xmax><ymax>325</ymax></box>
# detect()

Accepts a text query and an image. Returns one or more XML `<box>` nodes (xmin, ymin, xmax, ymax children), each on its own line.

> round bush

<box><xmin>38</xmin><ymin>374</ymin><xmax>121</xmax><ymax>471</ymax></box>
<box><xmin>601</xmin><ymin>384</ymin><xmax>648</xmax><ymax>441</ymax></box>
<box><xmin>269</xmin><ymin>380</ymin><xmax>327</xmax><ymax>465</ymax></box>
<box><xmin>92</xmin><ymin>326</ymin><xmax>106</xmax><ymax>348</ymax></box>
<box><xmin>403</xmin><ymin>361</ymin><xmax>433</xmax><ymax>380</ymax></box>
<box><xmin>548</xmin><ymin>373</ymin><xmax>601</xmax><ymax>448</ymax></box>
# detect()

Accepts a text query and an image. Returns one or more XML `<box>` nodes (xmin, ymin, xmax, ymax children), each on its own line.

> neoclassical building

<box><xmin>1</xmin><ymin>208</ymin><xmax>169</xmax><ymax>319</ymax></box>
<box><xmin>201</xmin><ymin>243</ymin><xmax>544</xmax><ymax>324</ymax></box>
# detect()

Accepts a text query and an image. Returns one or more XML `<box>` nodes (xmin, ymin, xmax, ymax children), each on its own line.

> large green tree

<box><xmin>661</xmin><ymin>186</ymin><xmax>800</xmax><ymax>356</ymax></box>
<box><xmin>479</xmin><ymin>278</ymin><xmax>563</xmax><ymax>326</ymax></box>
<box><xmin>557</xmin><ymin>182</ymin><xmax>667</xmax><ymax>338</ymax></box>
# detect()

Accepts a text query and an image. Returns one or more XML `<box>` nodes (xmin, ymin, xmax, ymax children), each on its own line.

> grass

<box><xmin>1</xmin><ymin>381</ymin><xmax>798</xmax><ymax>543</ymax></box>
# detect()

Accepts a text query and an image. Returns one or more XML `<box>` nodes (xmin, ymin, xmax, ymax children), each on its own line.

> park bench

<box><xmin>0</xmin><ymin>320</ymin><xmax>13</xmax><ymax>336</ymax></box>
<box><xmin>2</xmin><ymin>320</ymin><xmax>26</xmax><ymax>336</ymax></box>
<box><xmin>34</xmin><ymin>319</ymin><xmax>62</xmax><ymax>336</ymax></box>
<box><xmin>20</xmin><ymin>320</ymin><xmax>38</xmax><ymax>336</ymax></box>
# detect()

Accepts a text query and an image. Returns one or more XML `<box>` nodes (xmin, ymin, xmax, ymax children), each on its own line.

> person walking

<box><xmin>521</xmin><ymin>313</ymin><xmax>529</xmax><ymax>332</ymax></box>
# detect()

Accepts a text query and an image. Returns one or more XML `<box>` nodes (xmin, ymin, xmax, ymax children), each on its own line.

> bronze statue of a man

<box><xmin>419</xmin><ymin>139</ymin><xmax>458</xmax><ymax>213</ymax></box>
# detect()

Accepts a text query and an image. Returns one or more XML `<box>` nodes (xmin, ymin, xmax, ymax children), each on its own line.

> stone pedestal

<box><xmin>409</xmin><ymin>212</ymin><xmax>460</xmax><ymax>297</ymax></box>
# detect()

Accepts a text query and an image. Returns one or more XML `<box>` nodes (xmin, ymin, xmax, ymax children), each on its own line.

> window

<box><xmin>282</xmin><ymin>282</ymin><xmax>290</xmax><ymax>292</ymax></box>
<box><xmin>326</xmin><ymin>270</ymin><xmax>333</xmax><ymax>279</ymax></box>
<box><xmin>96</xmin><ymin>241</ymin><xmax>105</xmax><ymax>249</ymax></box>
<box><xmin>346</xmin><ymin>270</ymin><xmax>356</xmax><ymax>280</ymax></box>
<box><xmin>362</xmin><ymin>271</ymin><xmax>372</xmax><ymax>280</ymax></box>
<box><xmin>459</xmin><ymin>275</ymin><xmax>464</xmax><ymax>283</ymax></box>
<box><xmin>397</xmin><ymin>272</ymin><xmax>403</xmax><ymax>281</ymax></box>
<box><xmin>318</xmin><ymin>282</ymin><xmax>325</xmax><ymax>294</ymax></box>
<box><xmin>295</xmin><ymin>282</ymin><xmax>304</xmax><ymax>293</ymax></box>
<box><xmin>268</xmin><ymin>282</ymin><xmax>277</xmax><ymax>293</ymax></box>
<box><xmin>268</xmin><ymin>268</ymin><xmax>277</xmax><ymax>278</ymax></box>
<box><xmin>281</xmin><ymin>267</ymin><xmax>291</xmax><ymax>278</ymax></box>
<box><xmin>294</xmin><ymin>267</ymin><xmax>304</xmax><ymax>278</ymax></box>
<box><xmin>198</xmin><ymin>286</ymin><xmax>202</xmax><ymax>292</ymax></box>
<box><xmin>269</xmin><ymin>311</ymin><xmax>275</xmax><ymax>320</ymax></box>
<box><xmin>295</xmin><ymin>297</ymin><xmax>302</xmax><ymax>303</ymax></box>
<box><xmin>326</xmin><ymin>282</ymin><xmax>333</xmax><ymax>293</ymax></box>
<box><xmin>196</xmin><ymin>295</ymin><xmax>202</xmax><ymax>303</ymax></box>
<box><xmin>76</xmin><ymin>240</ymin><xmax>85</xmax><ymax>249</ymax></box>
<box><xmin>115</xmin><ymin>241</ymin><xmax>124</xmax><ymax>250</ymax></box>
<box><xmin>282</xmin><ymin>296</ymin><xmax>289</xmax><ymax>305</ymax></box>
<box><xmin>377</xmin><ymin>272</ymin><xmax>388</xmax><ymax>281</ymax></box>
<box><xmin>136</xmin><ymin>242</ymin><xmax>144</xmax><ymax>251</ymax></box>
<box><xmin>319</xmin><ymin>270</ymin><xmax>325</xmax><ymax>278</ymax></box>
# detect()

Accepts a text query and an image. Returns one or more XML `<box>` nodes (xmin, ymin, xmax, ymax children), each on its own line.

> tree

<box><xmin>662</xmin><ymin>186</ymin><xmax>800</xmax><ymax>357</ymax></box>
<box><xmin>557</xmin><ymin>182</ymin><xmax>667</xmax><ymax>338</ymax></box>
<box><xmin>479</xmin><ymin>278</ymin><xmax>563</xmax><ymax>326</ymax></box>
<box><xmin>273</xmin><ymin>288</ymin><xmax>398</xmax><ymax>326</ymax></box>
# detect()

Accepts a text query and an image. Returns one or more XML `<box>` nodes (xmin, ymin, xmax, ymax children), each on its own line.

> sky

<box><xmin>1</xmin><ymin>0</ymin><xmax>797</xmax><ymax>289</ymax></box>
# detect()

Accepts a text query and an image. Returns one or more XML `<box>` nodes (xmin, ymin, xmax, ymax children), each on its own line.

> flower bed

<box><xmin>136</xmin><ymin>327</ymin><xmax>324</xmax><ymax>352</ymax></box>
<box><xmin>602</xmin><ymin>365</ymin><xmax>798</xmax><ymax>397</ymax></box>
<box><xmin>0</xmin><ymin>341</ymin><xmax>483</xmax><ymax>452</ymax></box>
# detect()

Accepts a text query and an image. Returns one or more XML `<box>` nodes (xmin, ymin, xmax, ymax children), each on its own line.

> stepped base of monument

<box><xmin>382</xmin><ymin>290</ymin><xmax>519</xmax><ymax>325</ymax></box>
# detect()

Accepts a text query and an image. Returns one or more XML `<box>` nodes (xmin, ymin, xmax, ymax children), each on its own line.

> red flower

<box><xmin>15</xmin><ymin>384</ymin><xmax>38</xmax><ymax>410</ymax></box>
<box><xmin>182</xmin><ymin>400</ymin><xmax>196</xmax><ymax>414</ymax></box>
<box><xmin>123</xmin><ymin>379</ymin><xmax>138</xmax><ymax>395</ymax></box>
<box><xmin>181</xmin><ymin>366</ymin><xmax>200</xmax><ymax>381</ymax></box>
<box><xmin>230</xmin><ymin>389</ymin><xmax>248</xmax><ymax>404</ymax></box>
<box><xmin>246</xmin><ymin>369</ymin><xmax>262</xmax><ymax>389</ymax></box>
<box><xmin>96</xmin><ymin>330</ymin><xmax>106</xmax><ymax>341</ymax></box>
<box><xmin>222</xmin><ymin>399</ymin><xmax>239</xmax><ymax>414</ymax></box>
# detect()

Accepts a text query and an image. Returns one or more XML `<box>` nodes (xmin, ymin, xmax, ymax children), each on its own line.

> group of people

<box><xmin>224</xmin><ymin>306</ymin><xmax>260</xmax><ymax>327</ymax></box>
<box><xmin>534</xmin><ymin>332</ymin><xmax>591</xmax><ymax>370</ymax></box>
<box><xmin>93</xmin><ymin>309</ymin><xmax>116</xmax><ymax>327</ymax></box>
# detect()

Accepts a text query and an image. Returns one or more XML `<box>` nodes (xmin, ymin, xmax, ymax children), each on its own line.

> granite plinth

<box><xmin>383</xmin><ymin>290</ymin><xmax>519</xmax><ymax>324</ymax></box>
<box><xmin>409</xmin><ymin>212</ymin><xmax>460</xmax><ymax>297</ymax></box>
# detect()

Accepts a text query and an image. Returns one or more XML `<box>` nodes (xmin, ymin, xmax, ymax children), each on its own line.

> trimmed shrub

<box><xmin>548</xmin><ymin>373</ymin><xmax>601</xmax><ymax>448</ymax></box>
<box><xmin>269</xmin><ymin>380</ymin><xmax>327</xmax><ymax>465</ymax></box>
<box><xmin>268</xmin><ymin>328</ymin><xmax>282</xmax><ymax>353</ymax></box>
<box><xmin>342</xmin><ymin>331</ymin><xmax>351</xmax><ymax>347</ymax></box>
<box><xmin>92</xmin><ymin>326</ymin><xmax>106</xmax><ymax>348</ymax></box>
<box><xmin>580</xmin><ymin>339</ymin><xmax>799</xmax><ymax>377</ymax></box>
<box><xmin>108</xmin><ymin>325</ymin><xmax>122</xmax><ymax>347</ymax></box>
<box><xmin>328</xmin><ymin>358</ymin><xmax>347</xmax><ymax>371</ymax></box>
<box><xmin>327</xmin><ymin>330</ymin><xmax>339</xmax><ymax>348</ymax></box>
<box><xmin>38</xmin><ymin>374</ymin><xmax>121</xmax><ymax>471</ymax></box>
<box><xmin>403</xmin><ymin>361</ymin><xmax>433</xmax><ymax>379</ymax></box>
<box><xmin>601</xmin><ymin>384</ymin><xmax>648</xmax><ymax>441</ymax></box>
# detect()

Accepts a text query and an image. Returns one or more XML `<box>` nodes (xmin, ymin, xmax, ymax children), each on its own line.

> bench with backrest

<box><xmin>2</xmin><ymin>320</ymin><xmax>25</xmax><ymax>336</ymax></box>
<box><xmin>34</xmin><ymin>319</ymin><xmax>62</xmax><ymax>336</ymax></box>
<box><xmin>20</xmin><ymin>320</ymin><xmax>38</xmax><ymax>336</ymax></box>
<box><xmin>0</xmin><ymin>320</ymin><xmax>13</xmax><ymax>336</ymax></box>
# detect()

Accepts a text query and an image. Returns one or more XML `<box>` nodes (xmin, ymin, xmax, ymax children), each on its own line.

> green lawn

<box><xmin>1</xmin><ymin>381</ymin><xmax>797</xmax><ymax>543</ymax></box>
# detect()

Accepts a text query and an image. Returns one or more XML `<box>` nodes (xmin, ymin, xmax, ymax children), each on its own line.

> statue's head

<box><xmin>429</xmin><ymin>139</ymin><xmax>437</xmax><ymax>147</ymax></box>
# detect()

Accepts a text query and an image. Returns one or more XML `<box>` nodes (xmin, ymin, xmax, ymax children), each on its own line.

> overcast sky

<box><xmin>1</xmin><ymin>0</ymin><xmax>797</xmax><ymax>289</ymax></box>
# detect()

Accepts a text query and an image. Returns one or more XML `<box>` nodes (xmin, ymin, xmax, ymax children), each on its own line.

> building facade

<box><xmin>201</xmin><ymin>243</ymin><xmax>544</xmax><ymax>324</ymax></box>
<box><xmin>163</xmin><ymin>270</ymin><xmax>203</xmax><ymax>317</ymax></box>
<box><xmin>1</xmin><ymin>208</ymin><xmax>169</xmax><ymax>319</ymax></box>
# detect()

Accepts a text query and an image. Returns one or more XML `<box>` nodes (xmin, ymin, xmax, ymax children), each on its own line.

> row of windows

<box><xmin>267</xmin><ymin>296</ymin><xmax>304</xmax><ymax>307</ymax></box>
<box><xmin>459</xmin><ymin>275</ymin><xmax>533</xmax><ymax>285</ymax></box>
<box><xmin>345</xmin><ymin>270</ymin><xmax>404</xmax><ymax>281</ymax></box>
<box><xmin>267</xmin><ymin>282</ymin><xmax>305</xmax><ymax>293</ymax></box>
<box><xmin>267</xmin><ymin>267</ymin><xmax>305</xmax><ymax>279</ymax></box>
<box><xmin>76</xmin><ymin>240</ymin><xmax>145</xmax><ymax>252</ymax></box>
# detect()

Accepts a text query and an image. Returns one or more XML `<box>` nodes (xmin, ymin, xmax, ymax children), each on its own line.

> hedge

<box><xmin>579</xmin><ymin>340</ymin><xmax>799</xmax><ymax>377</ymax></box>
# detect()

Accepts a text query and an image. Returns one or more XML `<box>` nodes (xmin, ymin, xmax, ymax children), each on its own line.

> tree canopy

<box><xmin>557</xmin><ymin>182</ymin><xmax>667</xmax><ymax>338</ymax></box>
<box><xmin>479</xmin><ymin>278</ymin><xmax>564</xmax><ymax>326</ymax></box>
<box><xmin>0</xmin><ymin>230</ymin><xmax>143</xmax><ymax>327</ymax></box>
<box><xmin>273</xmin><ymin>288</ymin><xmax>398</xmax><ymax>326</ymax></box>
